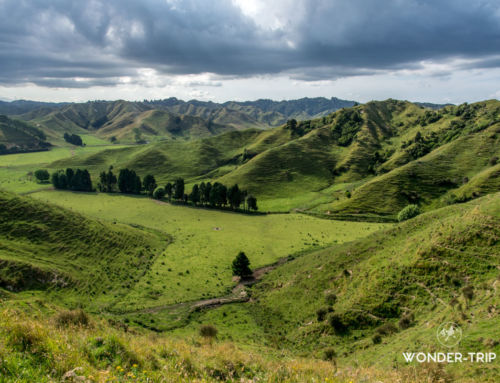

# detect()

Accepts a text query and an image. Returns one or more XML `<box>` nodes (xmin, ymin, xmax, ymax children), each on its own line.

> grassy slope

<box><xmin>0</xmin><ymin>115</ymin><xmax>50</xmax><ymax>150</ymax></box>
<box><xmin>237</xmin><ymin>193</ymin><xmax>500</xmax><ymax>381</ymax></box>
<box><xmin>0</xmin><ymin>190</ymin><xmax>166</xmax><ymax>311</ymax></box>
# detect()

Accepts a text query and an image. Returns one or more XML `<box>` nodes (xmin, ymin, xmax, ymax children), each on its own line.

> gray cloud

<box><xmin>0</xmin><ymin>0</ymin><xmax>499</xmax><ymax>87</ymax></box>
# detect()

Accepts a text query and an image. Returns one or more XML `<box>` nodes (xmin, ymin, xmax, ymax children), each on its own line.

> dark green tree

<box><xmin>165</xmin><ymin>182</ymin><xmax>173</xmax><ymax>201</ymax></box>
<box><xmin>189</xmin><ymin>184</ymin><xmax>201</xmax><ymax>205</ymax></box>
<box><xmin>153</xmin><ymin>187</ymin><xmax>165</xmax><ymax>200</ymax></box>
<box><xmin>246</xmin><ymin>195</ymin><xmax>258</xmax><ymax>211</ymax></box>
<box><xmin>231</xmin><ymin>251</ymin><xmax>252</xmax><ymax>277</ymax></box>
<box><xmin>227</xmin><ymin>184</ymin><xmax>243</xmax><ymax>209</ymax></box>
<box><xmin>34</xmin><ymin>169</ymin><xmax>50</xmax><ymax>183</ymax></box>
<box><xmin>143</xmin><ymin>174</ymin><xmax>157</xmax><ymax>196</ymax></box>
<box><xmin>199</xmin><ymin>182</ymin><xmax>206</xmax><ymax>204</ymax></box>
<box><xmin>173</xmin><ymin>178</ymin><xmax>184</xmax><ymax>200</ymax></box>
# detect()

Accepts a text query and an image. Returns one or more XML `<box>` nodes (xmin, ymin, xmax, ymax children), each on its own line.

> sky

<box><xmin>0</xmin><ymin>0</ymin><xmax>499</xmax><ymax>104</ymax></box>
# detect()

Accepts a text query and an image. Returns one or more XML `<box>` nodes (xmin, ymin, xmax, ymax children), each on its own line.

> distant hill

<box><xmin>0</xmin><ymin>115</ymin><xmax>51</xmax><ymax>154</ymax></box>
<box><xmin>0</xmin><ymin>100</ymin><xmax>67</xmax><ymax>115</ymax></box>
<box><xmin>2</xmin><ymin>97</ymin><xmax>356</xmax><ymax>144</ymax></box>
<box><xmin>144</xmin><ymin>96</ymin><xmax>357</xmax><ymax>128</ymax></box>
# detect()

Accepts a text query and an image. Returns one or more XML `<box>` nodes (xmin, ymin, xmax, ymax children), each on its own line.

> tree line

<box><xmin>50</xmin><ymin>166</ymin><xmax>258</xmax><ymax>211</ymax></box>
<box><xmin>51</xmin><ymin>168</ymin><xmax>93</xmax><ymax>191</ymax></box>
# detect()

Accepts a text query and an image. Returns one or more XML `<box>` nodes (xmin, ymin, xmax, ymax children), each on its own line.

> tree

<box><xmin>231</xmin><ymin>251</ymin><xmax>252</xmax><ymax>277</ymax></box>
<box><xmin>246</xmin><ymin>195</ymin><xmax>258</xmax><ymax>211</ymax></box>
<box><xmin>173</xmin><ymin>178</ymin><xmax>184</xmax><ymax>200</ymax></box>
<box><xmin>189</xmin><ymin>184</ymin><xmax>200</xmax><ymax>205</ymax></box>
<box><xmin>34</xmin><ymin>169</ymin><xmax>50</xmax><ymax>183</ymax></box>
<box><xmin>204</xmin><ymin>182</ymin><xmax>212</xmax><ymax>205</ymax></box>
<box><xmin>143</xmin><ymin>174</ymin><xmax>157</xmax><ymax>196</ymax></box>
<box><xmin>199</xmin><ymin>182</ymin><xmax>206</xmax><ymax>204</ymax></box>
<box><xmin>153</xmin><ymin>187</ymin><xmax>165</xmax><ymax>200</ymax></box>
<box><xmin>165</xmin><ymin>182</ymin><xmax>173</xmax><ymax>201</ymax></box>
<box><xmin>118</xmin><ymin>169</ymin><xmax>142</xmax><ymax>194</ymax></box>
<box><xmin>227</xmin><ymin>184</ymin><xmax>243</xmax><ymax>209</ymax></box>
<box><xmin>63</xmin><ymin>133</ymin><xmax>83</xmax><ymax>146</ymax></box>
<box><xmin>51</xmin><ymin>171</ymin><xmax>67</xmax><ymax>189</ymax></box>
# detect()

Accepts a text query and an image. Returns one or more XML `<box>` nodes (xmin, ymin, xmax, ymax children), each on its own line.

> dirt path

<box><xmin>125</xmin><ymin>256</ymin><xmax>293</xmax><ymax>316</ymax></box>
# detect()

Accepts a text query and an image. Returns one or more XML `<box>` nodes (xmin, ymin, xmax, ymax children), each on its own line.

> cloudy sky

<box><xmin>0</xmin><ymin>0</ymin><xmax>499</xmax><ymax>103</ymax></box>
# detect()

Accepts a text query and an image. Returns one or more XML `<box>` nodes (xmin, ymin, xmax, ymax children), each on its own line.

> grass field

<box><xmin>0</xmin><ymin>145</ymin><xmax>131</xmax><ymax>194</ymax></box>
<box><xmin>30</xmin><ymin>190</ymin><xmax>387</xmax><ymax>316</ymax></box>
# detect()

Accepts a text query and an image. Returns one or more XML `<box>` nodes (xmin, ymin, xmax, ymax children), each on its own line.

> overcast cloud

<box><xmin>0</xmin><ymin>0</ymin><xmax>499</xmax><ymax>102</ymax></box>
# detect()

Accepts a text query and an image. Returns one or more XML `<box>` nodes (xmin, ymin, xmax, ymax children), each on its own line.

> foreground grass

<box><xmin>0</xmin><ymin>303</ymin><xmax>470</xmax><ymax>383</ymax></box>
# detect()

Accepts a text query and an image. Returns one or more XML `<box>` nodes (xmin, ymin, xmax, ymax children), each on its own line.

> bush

<box><xmin>54</xmin><ymin>309</ymin><xmax>90</xmax><ymax>328</ymax></box>
<box><xmin>327</xmin><ymin>313</ymin><xmax>348</xmax><ymax>334</ymax></box>
<box><xmin>199</xmin><ymin>324</ymin><xmax>218</xmax><ymax>340</ymax></box>
<box><xmin>324</xmin><ymin>292</ymin><xmax>337</xmax><ymax>305</ymax></box>
<box><xmin>489</xmin><ymin>156</ymin><xmax>498</xmax><ymax>166</ymax></box>
<box><xmin>316</xmin><ymin>306</ymin><xmax>333</xmax><ymax>322</ymax></box>
<box><xmin>462</xmin><ymin>285</ymin><xmax>474</xmax><ymax>301</ymax></box>
<box><xmin>376</xmin><ymin>322</ymin><xmax>398</xmax><ymax>336</ymax></box>
<box><xmin>398</xmin><ymin>204</ymin><xmax>420</xmax><ymax>222</ymax></box>
<box><xmin>372</xmin><ymin>334</ymin><xmax>382</xmax><ymax>344</ymax></box>
<box><xmin>322</xmin><ymin>347</ymin><xmax>337</xmax><ymax>361</ymax></box>
<box><xmin>153</xmin><ymin>187</ymin><xmax>165</xmax><ymax>200</ymax></box>
<box><xmin>398</xmin><ymin>313</ymin><xmax>414</xmax><ymax>330</ymax></box>
<box><xmin>34</xmin><ymin>169</ymin><xmax>50</xmax><ymax>183</ymax></box>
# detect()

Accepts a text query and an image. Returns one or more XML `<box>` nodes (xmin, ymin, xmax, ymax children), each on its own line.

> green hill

<box><xmin>40</xmin><ymin>99</ymin><xmax>500</xmax><ymax>216</ymax></box>
<box><xmin>0</xmin><ymin>190</ymin><xmax>166</xmax><ymax>310</ymax></box>
<box><xmin>0</xmin><ymin>115</ymin><xmax>51</xmax><ymax>154</ymax></box>
<box><xmin>194</xmin><ymin>193</ymin><xmax>500</xmax><ymax>381</ymax></box>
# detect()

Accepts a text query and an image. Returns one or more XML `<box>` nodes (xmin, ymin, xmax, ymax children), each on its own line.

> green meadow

<box><xmin>30</xmin><ymin>190</ymin><xmax>386</xmax><ymax>315</ymax></box>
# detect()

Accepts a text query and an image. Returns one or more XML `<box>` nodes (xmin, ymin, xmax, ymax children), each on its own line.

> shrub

<box><xmin>54</xmin><ymin>309</ymin><xmax>90</xmax><ymax>328</ymax></box>
<box><xmin>153</xmin><ymin>187</ymin><xmax>165</xmax><ymax>200</ymax></box>
<box><xmin>398</xmin><ymin>313</ymin><xmax>414</xmax><ymax>330</ymax></box>
<box><xmin>376</xmin><ymin>322</ymin><xmax>398</xmax><ymax>336</ymax></box>
<box><xmin>397</xmin><ymin>204</ymin><xmax>420</xmax><ymax>222</ymax></box>
<box><xmin>34</xmin><ymin>169</ymin><xmax>50</xmax><ymax>183</ymax></box>
<box><xmin>199</xmin><ymin>324</ymin><xmax>218</xmax><ymax>340</ymax></box>
<box><xmin>372</xmin><ymin>334</ymin><xmax>382</xmax><ymax>344</ymax></box>
<box><xmin>324</xmin><ymin>292</ymin><xmax>337</xmax><ymax>305</ymax></box>
<box><xmin>316</xmin><ymin>306</ymin><xmax>333</xmax><ymax>322</ymax></box>
<box><xmin>462</xmin><ymin>285</ymin><xmax>474</xmax><ymax>301</ymax></box>
<box><xmin>327</xmin><ymin>313</ymin><xmax>348</xmax><ymax>334</ymax></box>
<box><xmin>489</xmin><ymin>156</ymin><xmax>498</xmax><ymax>166</ymax></box>
<box><xmin>345</xmin><ymin>190</ymin><xmax>351</xmax><ymax>198</ymax></box>
<box><xmin>322</xmin><ymin>347</ymin><xmax>337</xmax><ymax>361</ymax></box>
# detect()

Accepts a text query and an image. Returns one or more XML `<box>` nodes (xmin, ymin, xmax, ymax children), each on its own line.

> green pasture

<box><xmin>30</xmin><ymin>190</ymin><xmax>387</xmax><ymax>314</ymax></box>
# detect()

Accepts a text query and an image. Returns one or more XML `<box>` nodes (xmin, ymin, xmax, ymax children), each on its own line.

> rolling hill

<box><xmin>0</xmin><ymin>190</ymin><xmax>166</xmax><ymax>310</ymax></box>
<box><xmin>44</xmin><ymin>99</ymin><xmax>500</xmax><ymax>217</ymax></box>
<box><xmin>3</xmin><ymin>97</ymin><xmax>358</xmax><ymax>145</ymax></box>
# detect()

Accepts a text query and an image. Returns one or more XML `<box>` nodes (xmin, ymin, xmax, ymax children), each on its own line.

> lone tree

<box><xmin>34</xmin><ymin>169</ymin><xmax>50</xmax><ymax>183</ymax></box>
<box><xmin>232</xmin><ymin>251</ymin><xmax>252</xmax><ymax>277</ymax></box>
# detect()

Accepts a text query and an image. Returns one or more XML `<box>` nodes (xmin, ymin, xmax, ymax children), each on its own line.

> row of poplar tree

<box><xmin>51</xmin><ymin>167</ymin><xmax>258</xmax><ymax>211</ymax></box>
